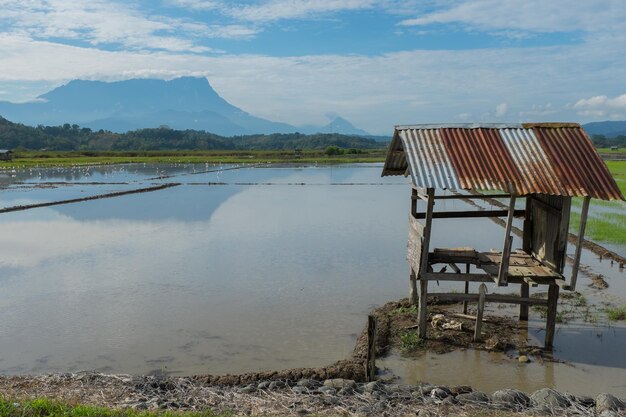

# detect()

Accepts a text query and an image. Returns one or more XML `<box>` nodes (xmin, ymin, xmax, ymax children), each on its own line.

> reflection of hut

<box><xmin>0</xmin><ymin>150</ymin><xmax>12</xmax><ymax>161</ymax></box>
<box><xmin>382</xmin><ymin>123</ymin><xmax>624</xmax><ymax>347</ymax></box>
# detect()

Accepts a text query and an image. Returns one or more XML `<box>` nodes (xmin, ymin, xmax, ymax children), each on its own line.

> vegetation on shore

<box><xmin>0</xmin><ymin>398</ymin><xmax>231</xmax><ymax>417</ymax></box>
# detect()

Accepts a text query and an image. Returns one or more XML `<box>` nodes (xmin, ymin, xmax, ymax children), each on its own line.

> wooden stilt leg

<box><xmin>519</xmin><ymin>282</ymin><xmax>529</xmax><ymax>321</ymax></box>
<box><xmin>418</xmin><ymin>278</ymin><xmax>428</xmax><ymax>339</ymax></box>
<box><xmin>545</xmin><ymin>284</ymin><xmax>559</xmax><ymax>348</ymax></box>
<box><xmin>463</xmin><ymin>263</ymin><xmax>470</xmax><ymax>314</ymax></box>
<box><xmin>473</xmin><ymin>283</ymin><xmax>487</xmax><ymax>342</ymax></box>
<box><xmin>409</xmin><ymin>269</ymin><xmax>418</xmax><ymax>305</ymax></box>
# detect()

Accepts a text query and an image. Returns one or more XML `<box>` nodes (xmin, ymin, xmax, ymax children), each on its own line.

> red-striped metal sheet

<box><xmin>381</xmin><ymin>123</ymin><xmax>623</xmax><ymax>201</ymax></box>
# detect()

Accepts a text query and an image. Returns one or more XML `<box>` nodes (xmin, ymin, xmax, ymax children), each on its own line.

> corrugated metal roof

<box><xmin>382</xmin><ymin>123</ymin><xmax>624</xmax><ymax>200</ymax></box>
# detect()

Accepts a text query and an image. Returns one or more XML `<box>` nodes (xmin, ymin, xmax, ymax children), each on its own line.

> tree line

<box><xmin>0</xmin><ymin>116</ymin><xmax>385</xmax><ymax>151</ymax></box>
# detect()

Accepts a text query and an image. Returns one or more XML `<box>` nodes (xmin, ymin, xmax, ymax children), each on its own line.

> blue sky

<box><xmin>1</xmin><ymin>0</ymin><xmax>626</xmax><ymax>134</ymax></box>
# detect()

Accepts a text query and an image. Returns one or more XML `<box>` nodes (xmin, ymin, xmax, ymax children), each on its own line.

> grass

<box><xmin>569</xmin><ymin>210</ymin><xmax>626</xmax><ymax>246</ymax></box>
<box><xmin>605</xmin><ymin>305</ymin><xmax>626</xmax><ymax>322</ymax></box>
<box><xmin>399</xmin><ymin>330</ymin><xmax>423</xmax><ymax>352</ymax></box>
<box><xmin>0</xmin><ymin>149</ymin><xmax>387</xmax><ymax>169</ymax></box>
<box><xmin>0</xmin><ymin>398</ymin><xmax>232</xmax><ymax>417</ymax></box>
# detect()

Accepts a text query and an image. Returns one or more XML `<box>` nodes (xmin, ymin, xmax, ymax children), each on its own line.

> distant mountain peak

<box><xmin>321</xmin><ymin>116</ymin><xmax>371</xmax><ymax>136</ymax></box>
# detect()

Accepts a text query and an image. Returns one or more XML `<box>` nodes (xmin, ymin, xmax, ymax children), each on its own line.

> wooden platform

<box><xmin>426</xmin><ymin>247</ymin><xmax>565</xmax><ymax>286</ymax></box>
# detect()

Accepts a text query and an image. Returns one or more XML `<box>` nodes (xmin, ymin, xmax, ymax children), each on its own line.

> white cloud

<box><xmin>0</xmin><ymin>0</ymin><xmax>254</xmax><ymax>53</ymax></box>
<box><xmin>228</xmin><ymin>0</ymin><xmax>376</xmax><ymax>22</ymax></box>
<box><xmin>399</xmin><ymin>0</ymin><xmax>626</xmax><ymax>34</ymax></box>
<box><xmin>495</xmin><ymin>103</ymin><xmax>508</xmax><ymax>117</ymax></box>
<box><xmin>573</xmin><ymin>93</ymin><xmax>626</xmax><ymax>119</ymax></box>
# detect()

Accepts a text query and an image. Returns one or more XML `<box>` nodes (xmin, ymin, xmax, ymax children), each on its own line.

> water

<box><xmin>0</xmin><ymin>163</ymin><xmax>625</xmax><ymax>396</ymax></box>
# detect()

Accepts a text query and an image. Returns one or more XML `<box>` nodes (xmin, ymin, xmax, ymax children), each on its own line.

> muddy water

<box><xmin>0</xmin><ymin>164</ymin><xmax>625</xmax><ymax>397</ymax></box>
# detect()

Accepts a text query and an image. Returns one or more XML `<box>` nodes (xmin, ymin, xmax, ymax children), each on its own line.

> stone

<box><xmin>238</xmin><ymin>385</ymin><xmax>256</xmax><ymax>394</ymax></box>
<box><xmin>431</xmin><ymin>388</ymin><xmax>450</xmax><ymax>400</ymax></box>
<box><xmin>492</xmin><ymin>389</ymin><xmax>531</xmax><ymax>408</ymax></box>
<box><xmin>338</xmin><ymin>387</ymin><xmax>355</xmax><ymax>395</ymax></box>
<box><xmin>292</xmin><ymin>386</ymin><xmax>308</xmax><ymax>395</ymax></box>
<box><xmin>417</xmin><ymin>409</ymin><xmax>434</xmax><ymax>417</ymax></box>
<box><xmin>530</xmin><ymin>388</ymin><xmax>571</xmax><ymax>409</ymax></box>
<box><xmin>364</xmin><ymin>381</ymin><xmax>381</xmax><ymax>393</ymax></box>
<box><xmin>451</xmin><ymin>385</ymin><xmax>472</xmax><ymax>395</ymax></box>
<box><xmin>599</xmin><ymin>411</ymin><xmax>617</xmax><ymax>417</ymax></box>
<box><xmin>456</xmin><ymin>391</ymin><xmax>490</xmax><ymax>405</ymax></box>
<box><xmin>268</xmin><ymin>381</ymin><xmax>285</xmax><ymax>390</ymax></box>
<box><xmin>565</xmin><ymin>393</ymin><xmax>594</xmax><ymax>408</ymax></box>
<box><xmin>418</xmin><ymin>383</ymin><xmax>435</xmax><ymax>396</ymax></box>
<box><xmin>297</xmin><ymin>379</ymin><xmax>320</xmax><ymax>389</ymax></box>
<box><xmin>318</xmin><ymin>386</ymin><xmax>336</xmax><ymax>395</ymax></box>
<box><xmin>518</xmin><ymin>355</ymin><xmax>530</xmax><ymax>363</ymax></box>
<box><xmin>323</xmin><ymin>378</ymin><xmax>357</xmax><ymax>389</ymax></box>
<box><xmin>596</xmin><ymin>393</ymin><xmax>626</xmax><ymax>414</ymax></box>
<box><xmin>257</xmin><ymin>381</ymin><xmax>270</xmax><ymax>390</ymax></box>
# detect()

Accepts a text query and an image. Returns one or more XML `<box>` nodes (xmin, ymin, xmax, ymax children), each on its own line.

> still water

<box><xmin>0</xmin><ymin>164</ymin><xmax>625</xmax><ymax>396</ymax></box>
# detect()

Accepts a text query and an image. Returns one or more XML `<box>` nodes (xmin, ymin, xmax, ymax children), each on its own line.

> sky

<box><xmin>1</xmin><ymin>0</ymin><xmax>626</xmax><ymax>134</ymax></box>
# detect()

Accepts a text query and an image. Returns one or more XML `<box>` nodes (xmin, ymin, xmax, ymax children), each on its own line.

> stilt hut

<box><xmin>381</xmin><ymin>123</ymin><xmax>623</xmax><ymax>347</ymax></box>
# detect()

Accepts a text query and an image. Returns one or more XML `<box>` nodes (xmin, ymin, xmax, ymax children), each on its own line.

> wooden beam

<box><xmin>417</xmin><ymin>188</ymin><xmax>434</xmax><ymax>341</ymax></box>
<box><xmin>422</xmin><ymin>272</ymin><xmax>493</xmax><ymax>282</ymax></box>
<box><xmin>411</xmin><ymin>188</ymin><xmax>418</xmax><ymax>217</ymax></box>
<box><xmin>497</xmin><ymin>195</ymin><xmax>517</xmax><ymax>286</ymax></box>
<box><xmin>427</xmin><ymin>292</ymin><xmax>548</xmax><ymax>306</ymax></box>
<box><xmin>414</xmin><ymin>209</ymin><xmax>525</xmax><ymax>220</ymax></box>
<box><xmin>419</xmin><ymin>189</ymin><xmax>435</xmax><ymax>276</ymax></box>
<box><xmin>569</xmin><ymin>196</ymin><xmax>590</xmax><ymax>291</ymax></box>
<box><xmin>433</xmin><ymin>193</ymin><xmax>513</xmax><ymax>200</ymax></box>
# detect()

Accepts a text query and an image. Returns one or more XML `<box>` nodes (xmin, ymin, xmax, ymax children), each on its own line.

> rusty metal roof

<box><xmin>381</xmin><ymin>123</ymin><xmax>624</xmax><ymax>200</ymax></box>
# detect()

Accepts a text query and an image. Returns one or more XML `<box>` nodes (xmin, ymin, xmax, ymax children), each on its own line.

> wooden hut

<box><xmin>0</xmin><ymin>150</ymin><xmax>12</xmax><ymax>161</ymax></box>
<box><xmin>381</xmin><ymin>123</ymin><xmax>623</xmax><ymax>347</ymax></box>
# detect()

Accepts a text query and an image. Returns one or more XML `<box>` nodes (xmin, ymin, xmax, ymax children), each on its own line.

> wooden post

<box><xmin>365</xmin><ymin>315</ymin><xmax>377</xmax><ymax>382</ymax></box>
<box><xmin>497</xmin><ymin>195</ymin><xmax>517</xmax><ymax>286</ymax></box>
<box><xmin>409</xmin><ymin>269</ymin><xmax>418</xmax><ymax>305</ymax></box>
<box><xmin>473</xmin><ymin>283</ymin><xmax>487</xmax><ymax>342</ymax></box>
<box><xmin>545</xmin><ymin>284</ymin><xmax>560</xmax><ymax>348</ymax></box>
<box><xmin>463</xmin><ymin>263</ymin><xmax>470</xmax><ymax>314</ymax></box>
<box><xmin>411</xmin><ymin>188</ymin><xmax>418</xmax><ymax>217</ymax></box>
<box><xmin>418</xmin><ymin>278</ymin><xmax>428</xmax><ymax>338</ymax></box>
<box><xmin>519</xmin><ymin>282</ymin><xmax>529</xmax><ymax>321</ymax></box>
<box><xmin>570</xmin><ymin>196</ymin><xmax>590</xmax><ymax>291</ymax></box>
<box><xmin>417</xmin><ymin>188</ymin><xmax>435</xmax><ymax>339</ymax></box>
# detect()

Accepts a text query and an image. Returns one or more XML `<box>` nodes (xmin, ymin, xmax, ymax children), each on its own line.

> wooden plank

<box><xmin>448</xmin><ymin>263</ymin><xmax>461</xmax><ymax>274</ymax></box>
<box><xmin>474</xmin><ymin>284</ymin><xmax>487</xmax><ymax>342</ymax></box>
<box><xmin>519</xmin><ymin>282</ymin><xmax>529</xmax><ymax>321</ymax></box>
<box><xmin>407</xmin><ymin>215</ymin><xmax>424</xmax><ymax>274</ymax></box>
<box><xmin>523</xmin><ymin>196</ymin><xmax>532</xmax><ymax>253</ymax></box>
<box><xmin>365</xmin><ymin>315</ymin><xmax>377</xmax><ymax>382</ymax></box>
<box><xmin>569</xmin><ymin>196</ymin><xmax>590</xmax><ymax>291</ymax></box>
<box><xmin>414</xmin><ymin>209</ymin><xmax>525</xmax><ymax>220</ymax></box>
<box><xmin>545</xmin><ymin>284</ymin><xmax>560</xmax><ymax>348</ymax></box>
<box><xmin>411</xmin><ymin>188</ymin><xmax>418</xmax><ymax>216</ymax></box>
<box><xmin>497</xmin><ymin>195</ymin><xmax>517</xmax><ymax>286</ymax></box>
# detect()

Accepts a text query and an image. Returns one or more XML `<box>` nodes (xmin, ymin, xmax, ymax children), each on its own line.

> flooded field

<box><xmin>0</xmin><ymin>163</ymin><xmax>625</xmax><ymax>397</ymax></box>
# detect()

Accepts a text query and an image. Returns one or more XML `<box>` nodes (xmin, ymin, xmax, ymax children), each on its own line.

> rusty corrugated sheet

<box><xmin>499</xmin><ymin>128</ymin><xmax>565</xmax><ymax>196</ymax></box>
<box><xmin>399</xmin><ymin>128</ymin><xmax>461</xmax><ymax>190</ymax></box>
<box><xmin>440</xmin><ymin>128</ymin><xmax>523</xmax><ymax>193</ymax></box>
<box><xmin>531</xmin><ymin>126</ymin><xmax>623</xmax><ymax>200</ymax></box>
<box><xmin>381</xmin><ymin>123</ymin><xmax>624</xmax><ymax>200</ymax></box>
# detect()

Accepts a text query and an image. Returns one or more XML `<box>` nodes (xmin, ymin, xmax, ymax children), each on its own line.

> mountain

<box><xmin>583</xmin><ymin>121</ymin><xmax>626</xmax><ymax>138</ymax></box>
<box><xmin>0</xmin><ymin>77</ymin><xmax>370</xmax><ymax>137</ymax></box>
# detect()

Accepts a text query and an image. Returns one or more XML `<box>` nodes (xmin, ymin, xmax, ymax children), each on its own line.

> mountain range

<box><xmin>0</xmin><ymin>77</ymin><xmax>374</xmax><ymax>137</ymax></box>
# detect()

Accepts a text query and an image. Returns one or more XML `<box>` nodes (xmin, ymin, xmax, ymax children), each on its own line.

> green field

<box><xmin>0</xmin><ymin>149</ymin><xmax>387</xmax><ymax>169</ymax></box>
